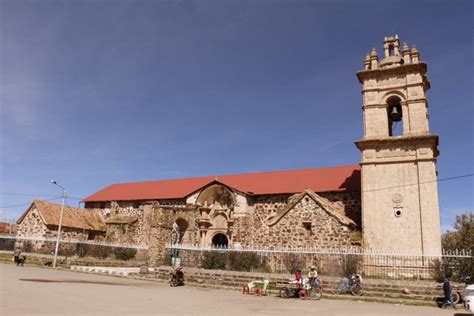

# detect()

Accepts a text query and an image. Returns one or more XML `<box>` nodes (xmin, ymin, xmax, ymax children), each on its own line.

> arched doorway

<box><xmin>212</xmin><ymin>233</ymin><xmax>228</xmax><ymax>247</ymax></box>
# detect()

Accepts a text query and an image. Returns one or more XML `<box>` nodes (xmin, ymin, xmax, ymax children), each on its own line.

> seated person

<box><xmin>308</xmin><ymin>266</ymin><xmax>318</xmax><ymax>286</ymax></box>
<box><xmin>349</xmin><ymin>273</ymin><xmax>362</xmax><ymax>286</ymax></box>
<box><xmin>295</xmin><ymin>269</ymin><xmax>302</xmax><ymax>285</ymax></box>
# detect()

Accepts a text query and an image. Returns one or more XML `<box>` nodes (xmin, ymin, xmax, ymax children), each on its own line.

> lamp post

<box><xmin>51</xmin><ymin>180</ymin><xmax>66</xmax><ymax>268</ymax></box>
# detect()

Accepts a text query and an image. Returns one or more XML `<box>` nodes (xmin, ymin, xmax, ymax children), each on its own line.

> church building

<box><xmin>21</xmin><ymin>36</ymin><xmax>443</xmax><ymax>264</ymax></box>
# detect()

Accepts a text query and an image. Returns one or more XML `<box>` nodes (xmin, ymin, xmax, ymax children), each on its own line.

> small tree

<box><xmin>442</xmin><ymin>212</ymin><xmax>474</xmax><ymax>281</ymax></box>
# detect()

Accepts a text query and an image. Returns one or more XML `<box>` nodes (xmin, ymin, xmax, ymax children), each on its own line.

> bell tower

<box><xmin>355</xmin><ymin>35</ymin><xmax>442</xmax><ymax>254</ymax></box>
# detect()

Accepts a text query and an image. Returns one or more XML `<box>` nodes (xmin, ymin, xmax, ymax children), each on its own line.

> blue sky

<box><xmin>0</xmin><ymin>0</ymin><xmax>472</xmax><ymax>232</ymax></box>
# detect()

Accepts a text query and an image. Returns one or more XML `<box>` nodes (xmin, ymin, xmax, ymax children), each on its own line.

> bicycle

<box><xmin>332</xmin><ymin>275</ymin><xmax>362</xmax><ymax>296</ymax></box>
<box><xmin>306</xmin><ymin>278</ymin><xmax>323</xmax><ymax>300</ymax></box>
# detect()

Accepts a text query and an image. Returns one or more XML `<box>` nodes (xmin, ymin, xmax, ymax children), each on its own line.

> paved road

<box><xmin>0</xmin><ymin>263</ymin><xmax>467</xmax><ymax>316</ymax></box>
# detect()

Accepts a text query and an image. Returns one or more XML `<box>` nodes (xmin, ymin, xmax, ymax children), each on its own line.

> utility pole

<box><xmin>51</xmin><ymin>180</ymin><xmax>66</xmax><ymax>268</ymax></box>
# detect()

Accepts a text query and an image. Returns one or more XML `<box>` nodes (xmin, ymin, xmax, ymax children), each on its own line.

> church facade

<box><xmin>76</xmin><ymin>36</ymin><xmax>441</xmax><ymax>263</ymax></box>
<box><xmin>83</xmin><ymin>166</ymin><xmax>362</xmax><ymax>263</ymax></box>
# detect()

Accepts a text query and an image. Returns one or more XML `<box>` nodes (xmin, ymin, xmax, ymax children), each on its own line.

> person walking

<box><xmin>13</xmin><ymin>247</ymin><xmax>21</xmax><ymax>266</ymax></box>
<box><xmin>442</xmin><ymin>277</ymin><xmax>456</xmax><ymax>309</ymax></box>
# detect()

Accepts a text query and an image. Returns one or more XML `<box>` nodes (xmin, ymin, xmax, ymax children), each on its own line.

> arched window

<box><xmin>389</xmin><ymin>44</ymin><xmax>395</xmax><ymax>56</ymax></box>
<box><xmin>387</xmin><ymin>96</ymin><xmax>403</xmax><ymax>136</ymax></box>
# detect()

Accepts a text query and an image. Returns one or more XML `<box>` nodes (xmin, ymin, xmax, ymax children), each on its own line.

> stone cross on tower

<box><xmin>355</xmin><ymin>35</ymin><xmax>442</xmax><ymax>255</ymax></box>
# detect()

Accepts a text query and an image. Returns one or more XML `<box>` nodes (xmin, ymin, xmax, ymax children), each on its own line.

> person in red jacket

<box><xmin>295</xmin><ymin>269</ymin><xmax>302</xmax><ymax>285</ymax></box>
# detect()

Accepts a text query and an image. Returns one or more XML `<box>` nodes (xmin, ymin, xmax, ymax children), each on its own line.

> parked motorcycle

<box><xmin>169</xmin><ymin>267</ymin><xmax>185</xmax><ymax>287</ymax></box>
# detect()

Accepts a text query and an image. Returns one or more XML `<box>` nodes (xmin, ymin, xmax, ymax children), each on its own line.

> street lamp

<box><xmin>50</xmin><ymin>180</ymin><xmax>66</xmax><ymax>268</ymax></box>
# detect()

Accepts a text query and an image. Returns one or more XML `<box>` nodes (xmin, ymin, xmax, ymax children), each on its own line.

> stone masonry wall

<box><xmin>319</xmin><ymin>191</ymin><xmax>361</xmax><ymax>228</ymax></box>
<box><xmin>95</xmin><ymin>191</ymin><xmax>360</xmax><ymax>265</ymax></box>
<box><xmin>232</xmin><ymin>193</ymin><xmax>355</xmax><ymax>249</ymax></box>
<box><xmin>16</xmin><ymin>206</ymin><xmax>104</xmax><ymax>253</ymax></box>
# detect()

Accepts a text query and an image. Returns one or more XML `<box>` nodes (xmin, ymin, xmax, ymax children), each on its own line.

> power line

<box><xmin>0</xmin><ymin>173</ymin><xmax>472</xmax><ymax>206</ymax></box>
<box><xmin>0</xmin><ymin>192</ymin><xmax>82</xmax><ymax>200</ymax></box>
<box><xmin>0</xmin><ymin>197</ymin><xmax>62</xmax><ymax>209</ymax></box>
<box><xmin>67</xmin><ymin>196</ymin><xmax>83</xmax><ymax>201</ymax></box>
<box><xmin>48</xmin><ymin>172</ymin><xmax>474</xmax><ymax>199</ymax></box>
<box><xmin>437</xmin><ymin>173</ymin><xmax>474</xmax><ymax>183</ymax></box>
<box><xmin>362</xmin><ymin>173</ymin><xmax>474</xmax><ymax>193</ymax></box>
<box><xmin>0</xmin><ymin>192</ymin><xmax>60</xmax><ymax>197</ymax></box>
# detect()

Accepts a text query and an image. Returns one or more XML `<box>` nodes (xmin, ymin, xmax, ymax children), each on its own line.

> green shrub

<box><xmin>76</xmin><ymin>244</ymin><xmax>87</xmax><ymax>258</ymax></box>
<box><xmin>201</xmin><ymin>251</ymin><xmax>226</xmax><ymax>270</ymax></box>
<box><xmin>0</xmin><ymin>238</ymin><xmax>15</xmax><ymax>251</ymax></box>
<box><xmin>80</xmin><ymin>244</ymin><xmax>111</xmax><ymax>259</ymax></box>
<box><xmin>114</xmin><ymin>247</ymin><xmax>137</xmax><ymax>261</ymax></box>
<box><xmin>228</xmin><ymin>252</ymin><xmax>261</xmax><ymax>272</ymax></box>
<box><xmin>58</xmin><ymin>244</ymin><xmax>76</xmax><ymax>257</ymax></box>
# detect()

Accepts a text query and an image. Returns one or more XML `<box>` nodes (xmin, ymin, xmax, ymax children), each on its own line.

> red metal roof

<box><xmin>82</xmin><ymin>165</ymin><xmax>360</xmax><ymax>202</ymax></box>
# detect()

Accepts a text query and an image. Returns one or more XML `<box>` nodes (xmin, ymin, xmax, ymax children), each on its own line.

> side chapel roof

<box><xmin>83</xmin><ymin>165</ymin><xmax>361</xmax><ymax>202</ymax></box>
<box><xmin>17</xmin><ymin>200</ymin><xmax>105</xmax><ymax>231</ymax></box>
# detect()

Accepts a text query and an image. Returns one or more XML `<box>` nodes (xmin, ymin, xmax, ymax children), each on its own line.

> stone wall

<box><xmin>319</xmin><ymin>191</ymin><xmax>361</xmax><ymax>227</ymax></box>
<box><xmin>90</xmin><ymin>190</ymin><xmax>360</xmax><ymax>265</ymax></box>
<box><xmin>16</xmin><ymin>207</ymin><xmax>104</xmax><ymax>253</ymax></box>
<box><xmin>233</xmin><ymin>194</ymin><xmax>355</xmax><ymax>249</ymax></box>
<box><xmin>152</xmin><ymin>207</ymin><xmax>201</xmax><ymax>265</ymax></box>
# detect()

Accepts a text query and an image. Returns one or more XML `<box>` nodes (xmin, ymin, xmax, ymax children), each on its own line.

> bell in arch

<box><xmin>390</xmin><ymin>105</ymin><xmax>402</xmax><ymax>122</ymax></box>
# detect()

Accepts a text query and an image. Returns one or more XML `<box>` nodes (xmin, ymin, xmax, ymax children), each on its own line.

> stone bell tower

<box><xmin>355</xmin><ymin>35</ymin><xmax>442</xmax><ymax>254</ymax></box>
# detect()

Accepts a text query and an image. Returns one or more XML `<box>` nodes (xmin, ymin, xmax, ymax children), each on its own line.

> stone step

<box><xmin>154</xmin><ymin>267</ymin><xmax>447</xmax><ymax>291</ymax></box>
<box><xmin>151</xmin><ymin>274</ymin><xmax>440</xmax><ymax>301</ymax></box>
<box><xmin>155</xmin><ymin>273</ymin><xmax>440</xmax><ymax>295</ymax></box>
<box><xmin>172</xmin><ymin>279</ymin><xmax>437</xmax><ymax>307</ymax></box>
<box><xmin>149</xmin><ymin>272</ymin><xmax>440</xmax><ymax>303</ymax></box>
<box><xmin>59</xmin><ymin>265</ymin><xmax>444</xmax><ymax>308</ymax></box>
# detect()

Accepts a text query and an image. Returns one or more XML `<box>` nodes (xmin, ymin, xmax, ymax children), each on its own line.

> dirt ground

<box><xmin>0</xmin><ymin>263</ymin><xmax>467</xmax><ymax>316</ymax></box>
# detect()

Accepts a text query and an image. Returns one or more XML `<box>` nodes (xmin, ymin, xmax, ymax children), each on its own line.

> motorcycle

<box><xmin>169</xmin><ymin>267</ymin><xmax>185</xmax><ymax>287</ymax></box>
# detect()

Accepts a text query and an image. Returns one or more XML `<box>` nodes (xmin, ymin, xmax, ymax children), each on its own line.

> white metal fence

<box><xmin>0</xmin><ymin>234</ymin><xmax>148</xmax><ymax>250</ymax></box>
<box><xmin>165</xmin><ymin>243</ymin><xmax>473</xmax><ymax>280</ymax></box>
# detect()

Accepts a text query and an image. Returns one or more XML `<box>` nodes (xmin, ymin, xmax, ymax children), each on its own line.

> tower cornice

<box><xmin>355</xmin><ymin>134</ymin><xmax>439</xmax><ymax>155</ymax></box>
<box><xmin>357</xmin><ymin>62</ymin><xmax>429</xmax><ymax>87</ymax></box>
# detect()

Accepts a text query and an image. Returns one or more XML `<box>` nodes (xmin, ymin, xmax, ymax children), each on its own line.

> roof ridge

<box><xmin>106</xmin><ymin>164</ymin><xmax>360</xmax><ymax>186</ymax></box>
<box><xmin>83</xmin><ymin>164</ymin><xmax>361</xmax><ymax>202</ymax></box>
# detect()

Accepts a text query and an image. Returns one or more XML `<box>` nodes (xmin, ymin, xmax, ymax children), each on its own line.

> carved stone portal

<box><xmin>195</xmin><ymin>184</ymin><xmax>235</xmax><ymax>245</ymax></box>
